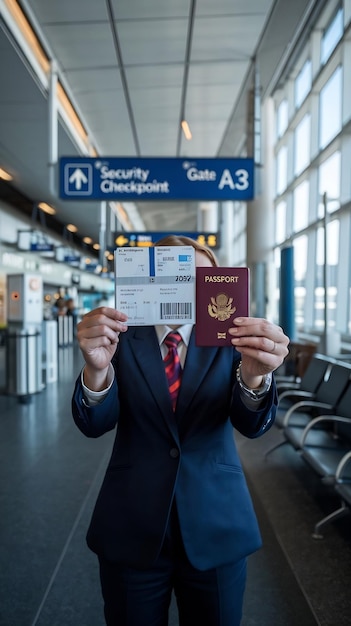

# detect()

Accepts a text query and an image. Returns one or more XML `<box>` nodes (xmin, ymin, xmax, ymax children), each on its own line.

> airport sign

<box><xmin>59</xmin><ymin>157</ymin><xmax>254</xmax><ymax>201</ymax></box>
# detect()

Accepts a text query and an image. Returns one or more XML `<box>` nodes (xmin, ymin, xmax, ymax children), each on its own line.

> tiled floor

<box><xmin>0</xmin><ymin>344</ymin><xmax>350</xmax><ymax>625</ymax></box>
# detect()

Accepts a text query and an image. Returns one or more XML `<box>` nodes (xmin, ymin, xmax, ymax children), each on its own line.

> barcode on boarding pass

<box><xmin>160</xmin><ymin>302</ymin><xmax>192</xmax><ymax>319</ymax></box>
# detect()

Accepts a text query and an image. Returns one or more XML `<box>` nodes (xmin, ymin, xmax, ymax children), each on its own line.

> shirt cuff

<box><xmin>81</xmin><ymin>364</ymin><xmax>115</xmax><ymax>406</ymax></box>
<box><xmin>239</xmin><ymin>390</ymin><xmax>266</xmax><ymax>409</ymax></box>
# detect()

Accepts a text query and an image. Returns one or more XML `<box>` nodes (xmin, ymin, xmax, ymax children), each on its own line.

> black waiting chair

<box><xmin>297</xmin><ymin>381</ymin><xmax>351</xmax><ymax>458</ymax></box>
<box><xmin>297</xmin><ymin>382</ymin><xmax>351</xmax><ymax>486</ymax></box>
<box><xmin>275</xmin><ymin>353</ymin><xmax>332</xmax><ymax>422</ymax></box>
<box><xmin>312</xmin><ymin>451</ymin><xmax>351</xmax><ymax>538</ymax></box>
<box><xmin>282</xmin><ymin>363</ymin><xmax>351</xmax><ymax>452</ymax></box>
<box><xmin>265</xmin><ymin>361</ymin><xmax>351</xmax><ymax>459</ymax></box>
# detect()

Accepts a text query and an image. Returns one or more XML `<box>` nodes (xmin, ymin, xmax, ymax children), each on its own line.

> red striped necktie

<box><xmin>163</xmin><ymin>332</ymin><xmax>182</xmax><ymax>410</ymax></box>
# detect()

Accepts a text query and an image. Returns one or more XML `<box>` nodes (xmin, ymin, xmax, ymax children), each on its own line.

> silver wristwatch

<box><xmin>236</xmin><ymin>362</ymin><xmax>272</xmax><ymax>401</ymax></box>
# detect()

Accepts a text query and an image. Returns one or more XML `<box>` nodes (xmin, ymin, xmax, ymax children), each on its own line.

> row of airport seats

<box><xmin>267</xmin><ymin>353</ymin><xmax>351</xmax><ymax>538</ymax></box>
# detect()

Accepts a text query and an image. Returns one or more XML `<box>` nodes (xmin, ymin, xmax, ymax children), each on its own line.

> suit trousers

<box><xmin>98</xmin><ymin>503</ymin><xmax>247</xmax><ymax>626</ymax></box>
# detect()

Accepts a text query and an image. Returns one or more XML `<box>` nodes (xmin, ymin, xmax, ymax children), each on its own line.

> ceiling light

<box><xmin>5</xmin><ymin>0</ymin><xmax>50</xmax><ymax>73</ymax></box>
<box><xmin>93</xmin><ymin>243</ymin><xmax>100</xmax><ymax>250</ymax></box>
<box><xmin>5</xmin><ymin>1</ymin><xmax>93</xmax><ymax>152</ymax></box>
<box><xmin>181</xmin><ymin>120</ymin><xmax>192</xmax><ymax>140</ymax></box>
<box><xmin>83</xmin><ymin>236</ymin><xmax>93</xmax><ymax>244</ymax></box>
<box><xmin>66</xmin><ymin>223</ymin><xmax>78</xmax><ymax>233</ymax></box>
<box><xmin>56</xmin><ymin>82</ymin><xmax>89</xmax><ymax>146</ymax></box>
<box><xmin>0</xmin><ymin>167</ymin><xmax>13</xmax><ymax>181</ymax></box>
<box><xmin>38</xmin><ymin>202</ymin><xmax>56</xmax><ymax>215</ymax></box>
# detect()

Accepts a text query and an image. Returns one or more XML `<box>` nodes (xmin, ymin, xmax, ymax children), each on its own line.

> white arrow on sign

<box><xmin>69</xmin><ymin>168</ymin><xmax>88</xmax><ymax>190</ymax></box>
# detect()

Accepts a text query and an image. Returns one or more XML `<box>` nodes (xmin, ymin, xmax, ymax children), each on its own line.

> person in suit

<box><xmin>72</xmin><ymin>235</ymin><xmax>289</xmax><ymax>626</ymax></box>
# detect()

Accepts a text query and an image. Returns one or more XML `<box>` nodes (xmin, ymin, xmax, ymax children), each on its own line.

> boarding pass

<box><xmin>114</xmin><ymin>246</ymin><xmax>195</xmax><ymax>325</ymax></box>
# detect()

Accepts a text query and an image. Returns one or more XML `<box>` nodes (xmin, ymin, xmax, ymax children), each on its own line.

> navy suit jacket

<box><xmin>72</xmin><ymin>325</ymin><xmax>278</xmax><ymax>570</ymax></box>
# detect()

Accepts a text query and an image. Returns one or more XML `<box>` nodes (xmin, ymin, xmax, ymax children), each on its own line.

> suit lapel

<box><xmin>126</xmin><ymin>326</ymin><xmax>176</xmax><ymax>426</ymax></box>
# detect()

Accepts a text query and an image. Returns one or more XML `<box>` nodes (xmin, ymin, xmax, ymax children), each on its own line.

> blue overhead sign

<box><xmin>59</xmin><ymin>157</ymin><xmax>254</xmax><ymax>201</ymax></box>
<box><xmin>30</xmin><ymin>242</ymin><xmax>54</xmax><ymax>252</ymax></box>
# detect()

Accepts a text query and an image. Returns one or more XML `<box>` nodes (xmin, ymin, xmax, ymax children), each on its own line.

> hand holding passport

<box><xmin>195</xmin><ymin>267</ymin><xmax>249</xmax><ymax>346</ymax></box>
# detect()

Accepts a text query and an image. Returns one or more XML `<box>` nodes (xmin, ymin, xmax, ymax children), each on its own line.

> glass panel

<box><xmin>315</xmin><ymin>227</ymin><xmax>325</xmax><ymax>330</ymax></box>
<box><xmin>275</xmin><ymin>201</ymin><xmax>286</xmax><ymax>244</ymax></box>
<box><xmin>276</xmin><ymin>146</ymin><xmax>287</xmax><ymax>194</ymax></box>
<box><xmin>293</xmin><ymin>180</ymin><xmax>309</xmax><ymax>232</ymax></box>
<box><xmin>319</xmin><ymin>67</ymin><xmax>342</xmax><ymax>149</ymax></box>
<box><xmin>327</xmin><ymin>219</ymin><xmax>339</xmax><ymax>329</ymax></box>
<box><xmin>273</xmin><ymin>247</ymin><xmax>281</xmax><ymax>324</ymax></box>
<box><xmin>327</xmin><ymin>219</ymin><xmax>339</xmax><ymax>265</ymax></box>
<box><xmin>317</xmin><ymin>151</ymin><xmax>341</xmax><ymax>217</ymax></box>
<box><xmin>321</xmin><ymin>8</ymin><xmax>344</xmax><ymax>65</ymax></box>
<box><xmin>293</xmin><ymin>235</ymin><xmax>308</xmax><ymax>328</ymax></box>
<box><xmin>277</xmin><ymin>99</ymin><xmax>288</xmax><ymax>138</ymax></box>
<box><xmin>294</xmin><ymin>114</ymin><xmax>310</xmax><ymax>176</ymax></box>
<box><xmin>314</xmin><ymin>221</ymin><xmax>340</xmax><ymax>330</ymax></box>
<box><xmin>295</xmin><ymin>60</ymin><xmax>312</xmax><ymax>108</ymax></box>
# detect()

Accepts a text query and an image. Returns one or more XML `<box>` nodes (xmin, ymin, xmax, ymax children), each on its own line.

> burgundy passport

<box><xmin>195</xmin><ymin>267</ymin><xmax>250</xmax><ymax>346</ymax></box>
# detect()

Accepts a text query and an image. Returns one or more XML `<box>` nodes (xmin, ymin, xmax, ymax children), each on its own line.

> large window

<box><xmin>271</xmin><ymin>2</ymin><xmax>351</xmax><ymax>349</ymax></box>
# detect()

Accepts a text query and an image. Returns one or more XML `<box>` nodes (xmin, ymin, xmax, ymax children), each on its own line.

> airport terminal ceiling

<box><xmin>0</xmin><ymin>0</ymin><xmax>320</xmax><ymax>250</ymax></box>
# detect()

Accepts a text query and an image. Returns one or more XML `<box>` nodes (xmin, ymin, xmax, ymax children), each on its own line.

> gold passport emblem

<box><xmin>208</xmin><ymin>293</ymin><xmax>236</xmax><ymax>321</ymax></box>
